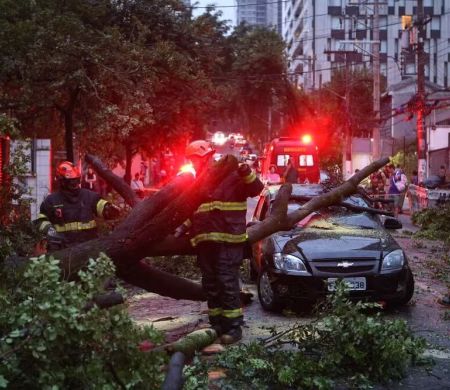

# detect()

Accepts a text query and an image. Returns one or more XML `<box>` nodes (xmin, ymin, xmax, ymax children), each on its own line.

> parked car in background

<box><xmin>248</xmin><ymin>184</ymin><xmax>414</xmax><ymax>312</ymax></box>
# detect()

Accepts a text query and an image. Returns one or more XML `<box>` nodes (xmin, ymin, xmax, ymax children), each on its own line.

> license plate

<box><xmin>327</xmin><ymin>277</ymin><xmax>366</xmax><ymax>292</ymax></box>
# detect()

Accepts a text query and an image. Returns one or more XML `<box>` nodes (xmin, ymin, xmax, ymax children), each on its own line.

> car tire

<box><xmin>387</xmin><ymin>269</ymin><xmax>415</xmax><ymax>307</ymax></box>
<box><xmin>257</xmin><ymin>269</ymin><xmax>283</xmax><ymax>312</ymax></box>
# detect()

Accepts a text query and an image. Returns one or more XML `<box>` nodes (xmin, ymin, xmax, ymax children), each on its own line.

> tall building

<box><xmin>237</xmin><ymin>0</ymin><xmax>282</xmax><ymax>34</ymax></box>
<box><xmin>283</xmin><ymin>0</ymin><xmax>450</xmax><ymax>91</ymax></box>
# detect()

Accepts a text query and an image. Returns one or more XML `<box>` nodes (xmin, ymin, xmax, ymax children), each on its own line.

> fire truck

<box><xmin>261</xmin><ymin>135</ymin><xmax>320</xmax><ymax>184</ymax></box>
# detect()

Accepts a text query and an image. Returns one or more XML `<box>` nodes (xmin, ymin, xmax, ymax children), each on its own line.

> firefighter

<box><xmin>177</xmin><ymin>140</ymin><xmax>264</xmax><ymax>344</ymax></box>
<box><xmin>35</xmin><ymin>161</ymin><xmax>120</xmax><ymax>250</ymax></box>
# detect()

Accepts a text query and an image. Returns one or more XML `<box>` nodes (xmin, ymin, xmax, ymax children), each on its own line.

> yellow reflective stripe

<box><xmin>190</xmin><ymin>232</ymin><xmax>248</xmax><ymax>247</ymax></box>
<box><xmin>37</xmin><ymin>213</ymin><xmax>49</xmax><ymax>220</ymax></box>
<box><xmin>38</xmin><ymin>221</ymin><xmax>52</xmax><ymax>233</ymax></box>
<box><xmin>54</xmin><ymin>220</ymin><xmax>97</xmax><ymax>233</ymax></box>
<box><xmin>242</xmin><ymin>171</ymin><xmax>256</xmax><ymax>184</ymax></box>
<box><xmin>196</xmin><ymin>201</ymin><xmax>247</xmax><ymax>213</ymax></box>
<box><xmin>222</xmin><ymin>308</ymin><xmax>243</xmax><ymax>318</ymax></box>
<box><xmin>208</xmin><ymin>308</ymin><xmax>223</xmax><ymax>317</ymax></box>
<box><xmin>96</xmin><ymin>199</ymin><xmax>108</xmax><ymax>216</ymax></box>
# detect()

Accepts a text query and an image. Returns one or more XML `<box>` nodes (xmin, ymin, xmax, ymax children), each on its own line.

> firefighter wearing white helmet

<box><xmin>177</xmin><ymin>140</ymin><xmax>264</xmax><ymax>344</ymax></box>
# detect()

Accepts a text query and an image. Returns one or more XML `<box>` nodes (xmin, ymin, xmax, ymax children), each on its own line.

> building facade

<box><xmin>283</xmin><ymin>0</ymin><xmax>450</xmax><ymax>91</ymax></box>
<box><xmin>237</xmin><ymin>0</ymin><xmax>282</xmax><ymax>34</ymax></box>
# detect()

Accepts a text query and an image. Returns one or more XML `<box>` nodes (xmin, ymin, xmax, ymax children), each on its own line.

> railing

<box><xmin>407</xmin><ymin>184</ymin><xmax>450</xmax><ymax>213</ymax></box>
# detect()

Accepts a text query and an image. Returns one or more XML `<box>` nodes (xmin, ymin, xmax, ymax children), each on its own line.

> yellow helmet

<box><xmin>185</xmin><ymin>140</ymin><xmax>215</xmax><ymax>158</ymax></box>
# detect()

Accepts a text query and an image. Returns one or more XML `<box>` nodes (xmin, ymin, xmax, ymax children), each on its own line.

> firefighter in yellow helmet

<box><xmin>178</xmin><ymin>140</ymin><xmax>264</xmax><ymax>344</ymax></box>
<box><xmin>34</xmin><ymin>161</ymin><xmax>120</xmax><ymax>250</ymax></box>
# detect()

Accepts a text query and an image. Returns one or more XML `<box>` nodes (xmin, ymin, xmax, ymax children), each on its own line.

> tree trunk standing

<box><xmin>56</xmin><ymin>87</ymin><xmax>80</xmax><ymax>163</ymax></box>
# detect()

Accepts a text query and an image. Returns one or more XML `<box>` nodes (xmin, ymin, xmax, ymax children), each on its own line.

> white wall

<box><xmin>428</xmin><ymin>126</ymin><xmax>450</xmax><ymax>151</ymax></box>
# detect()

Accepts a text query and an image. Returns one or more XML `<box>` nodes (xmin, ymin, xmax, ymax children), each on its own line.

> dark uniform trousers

<box><xmin>196</xmin><ymin>241</ymin><xmax>244</xmax><ymax>331</ymax></box>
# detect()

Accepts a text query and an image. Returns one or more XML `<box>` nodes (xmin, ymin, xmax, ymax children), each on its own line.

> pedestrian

<box><xmin>266</xmin><ymin>164</ymin><xmax>281</xmax><ymax>185</ymax></box>
<box><xmin>131</xmin><ymin>172</ymin><xmax>145</xmax><ymax>198</ymax></box>
<box><xmin>175</xmin><ymin>140</ymin><xmax>263</xmax><ymax>344</ymax></box>
<box><xmin>34</xmin><ymin>161</ymin><xmax>120</xmax><ymax>251</ymax></box>
<box><xmin>283</xmin><ymin>158</ymin><xmax>298</xmax><ymax>184</ymax></box>
<box><xmin>388</xmin><ymin>168</ymin><xmax>408</xmax><ymax>217</ymax></box>
<box><xmin>83</xmin><ymin>167</ymin><xmax>97</xmax><ymax>192</ymax></box>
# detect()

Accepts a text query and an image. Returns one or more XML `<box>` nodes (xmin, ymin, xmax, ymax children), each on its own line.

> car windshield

<box><xmin>280</xmin><ymin>195</ymin><xmax>379</xmax><ymax>230</ymax></box>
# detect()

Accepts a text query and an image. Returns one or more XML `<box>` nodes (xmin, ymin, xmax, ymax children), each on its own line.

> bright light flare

<box><xmin>212</xmin><ymin>131</ymin><xmax>226</xmax><ymax>145</ymax></box>
<box><xmin>178</xmin><ymin>163</ymin><xmax>196</xmax><ymax>177</ymax></box>
<box><xmin>301</xmin><ymin>134</ymin><xmax>312</xmax><ymax>144</ymax></box>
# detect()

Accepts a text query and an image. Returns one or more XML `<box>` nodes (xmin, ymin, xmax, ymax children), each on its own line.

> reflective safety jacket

<box><xmin>190</xmin><ymin>168</ymin><xmax>264</xmax><ymax>247</ymax></box>
<box><xmin>35</xmin><ymin>189</ymin><xmax>109</xmax><ymax>245</ymax></box>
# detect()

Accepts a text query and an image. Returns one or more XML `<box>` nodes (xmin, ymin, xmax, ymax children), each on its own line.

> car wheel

<box><xmin>257</xmin><ymin>269</ymin><xmax>283</xmax><ymax>312</ymax></box>
<box><xmin>387</xmin><ymin>269</ymin><xmax>415</xmax><ymax>307</ymax></box>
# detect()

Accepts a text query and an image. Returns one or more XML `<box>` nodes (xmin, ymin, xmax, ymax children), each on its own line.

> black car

<box><xmin>249</xmin><ymin>184</ymin><xmax>414</xmax><ymax>312</ymax></box>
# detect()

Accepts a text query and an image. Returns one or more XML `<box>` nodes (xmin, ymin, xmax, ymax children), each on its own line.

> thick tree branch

<box><xmin>247</xmin><ymin>157</ymin><xmax>390</xmax><ymax>243</ymax></box>
<box><xmin>85</xmin><ymin>154</ymin><xmax>139</xmax><ymax>207</ymax></box>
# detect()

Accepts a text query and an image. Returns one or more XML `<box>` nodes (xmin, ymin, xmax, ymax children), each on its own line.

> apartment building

<box><xmin>283</xmin><ymin>0</ymin><xmax>450</xmax><ymax>90</ymax></box>
<box><xmin>237</xmin><ymin>0</ymin><xmax>283</xmax><ymax>34</ymax></box>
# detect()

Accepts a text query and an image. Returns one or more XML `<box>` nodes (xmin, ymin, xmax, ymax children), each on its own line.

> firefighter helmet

<box><xmin>56</xmin><ymin>161</ymin><xmax>81</xmax><ymax>180</ymax></box>
<box><xmin>185</xmin><ymin>140</ymin><xmax>215</xmax><ymax>158</ymax></box>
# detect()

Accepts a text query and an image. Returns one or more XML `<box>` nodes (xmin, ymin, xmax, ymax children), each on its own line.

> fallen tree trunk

<box><xmin>9</xmin><ymin>155</ymin><xmax>390</xmax><ymax>302</ymax></box>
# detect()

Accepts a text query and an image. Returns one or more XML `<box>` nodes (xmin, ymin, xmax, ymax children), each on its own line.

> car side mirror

<box><xmin>384</xmin><ymin>217</ymin><xmax>402</xmax><ymax>230</ymax></box>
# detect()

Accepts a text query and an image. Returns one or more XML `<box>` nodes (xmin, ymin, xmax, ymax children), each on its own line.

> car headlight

<box><xmin>382</xmin><ymin>249</ymin><xmax>405</xmax><ymax>270</ymax></box>
<box><xmin>273</xmin><ymin>253</ymin><xmax>310</xmax><ymax>274</ymax></box>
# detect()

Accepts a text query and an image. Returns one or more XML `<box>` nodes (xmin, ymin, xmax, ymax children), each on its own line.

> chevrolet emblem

<box><xmin>337</xmin><ymin>261</ymin><xmax>354</xmax><ymax>268</ymax></box>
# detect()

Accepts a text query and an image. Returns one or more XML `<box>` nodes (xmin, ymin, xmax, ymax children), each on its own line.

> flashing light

<box><xmin>178</xmin><ymin>163</ymin><xmax>196</xmax><ymax>177</ymax></box>
<box><xmin>302</xmin><ymin>134</ymin><xmax>312</xmax><ymax>144</ymax></box>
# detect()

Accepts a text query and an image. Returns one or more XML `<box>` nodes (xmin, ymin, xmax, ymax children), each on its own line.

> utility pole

<box><xmin>416</xmin><ymin>0</ymin><xmax>426</xmax><ymax>184</ymax></box>
<box><xmin>372</xmin><ymin>0</ymin><xmax>381</xmax><ymax>160</ymax></box>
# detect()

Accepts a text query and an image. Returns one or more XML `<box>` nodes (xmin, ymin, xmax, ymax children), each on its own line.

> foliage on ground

<box><xmin>411</xmin><ymin>203</ymin><xmax>450</xmax><ymax>244</ymax></box>
<box><xmin>184</xmin><ymin>284</ymin><xmax>426</xmax><ymax>390</ymax></box>
<box><xmin>0</xmin><ymin>254</ymin><xmax>167</xmax><ymax>389</ymax></box>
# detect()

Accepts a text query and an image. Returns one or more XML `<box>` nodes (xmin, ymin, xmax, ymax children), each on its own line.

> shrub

<box><xmin>0</xmin><ymin>254</ymin><xmax>167</xmax><ymax>389</ymax></box>
<box><xmin>412</xmin><ymin>203</ymin><xmax>450</xmax><ymax>244</ymax></box>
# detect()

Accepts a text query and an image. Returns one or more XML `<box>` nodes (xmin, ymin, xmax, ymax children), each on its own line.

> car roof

<box><xmin>264</xmin><ymin>184</ymin><xmax>325</xmax><ymax>200</ymax></box>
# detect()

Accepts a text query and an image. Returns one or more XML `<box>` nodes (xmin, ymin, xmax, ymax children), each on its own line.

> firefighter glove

<box><xmin>237</xmin><ymin>163</ymin><xmax>252</xmax><ymax>177</ymax></box>
<box><xmin>103</xmin><ymin>203</ymin><xmax>121</xmax><ymax>220</ymax></box>
<box><xmin>46</xmin><ymin>227</ymin><xmax>66</xmax><ymax>247</ymax></box>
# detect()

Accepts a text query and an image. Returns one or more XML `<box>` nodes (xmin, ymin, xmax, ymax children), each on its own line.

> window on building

<box><xmin>431</xmin><ymin>16</ymin><xmax>440</xmax><ymax>31</ymax></box>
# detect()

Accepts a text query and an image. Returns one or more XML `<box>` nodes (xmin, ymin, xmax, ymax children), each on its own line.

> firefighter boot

<box><xmin>209</xmin><ymin>317</ymin><xmax>223</xmax><ymax>337</ymax></box>
<box><xmin>220</xmin><ymin>326</ymin><xmax>242</xmax><ymax>345</ymax></box>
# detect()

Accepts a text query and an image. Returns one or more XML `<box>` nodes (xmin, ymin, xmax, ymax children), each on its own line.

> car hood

<box><xmin>274</xmin><ymin>225</ymin><xmax>398</xmax><ymax>261</ymax></box>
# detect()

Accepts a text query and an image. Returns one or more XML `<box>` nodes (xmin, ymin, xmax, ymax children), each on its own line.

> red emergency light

<box><xmin>301</xmin><ymin>134</ymin><xmax>312</xmax><ymax>144</ymax></box>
